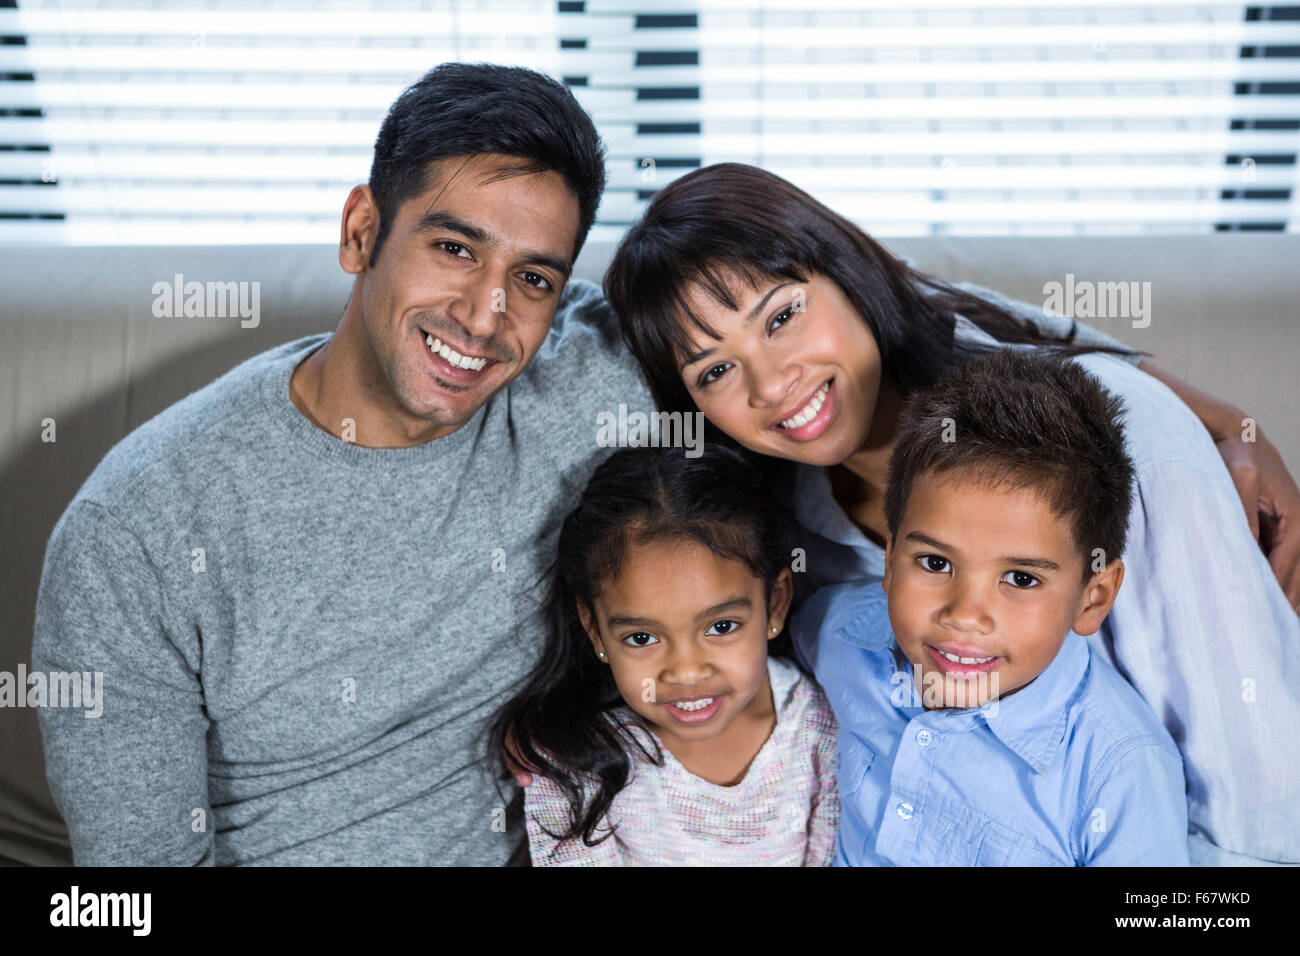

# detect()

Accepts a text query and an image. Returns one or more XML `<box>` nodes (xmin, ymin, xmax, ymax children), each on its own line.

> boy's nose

<box><xmin>938</xmin><ymin>585</ymin><xmax>995</xmax><ymax>634</ymax></box>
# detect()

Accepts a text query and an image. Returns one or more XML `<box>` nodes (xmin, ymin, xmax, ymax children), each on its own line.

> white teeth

<box><xmin>426</xmin><ymin>335</ymin><xmax>488</xmax><ymax>371</ymax></box>
<box><xmin>779</xmin><ymin>381</ymin><xmax>830</xmax><ymax>429</ymax></box>
<box><xmin>671</xmin><ymin>697</ymin><xmax>715</xmax><ymax>712</ymax></box>
<box><xmin>939</xmin><ymin>649</ymin><xmax>995</xmax><ymax>664</ymax></box>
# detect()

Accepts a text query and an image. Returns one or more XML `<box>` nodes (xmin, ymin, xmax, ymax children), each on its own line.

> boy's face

<box><xmin>578</xmin><ymin>537</ymin><xmax>792</xmax><ymax>749</ymax></box>
<box><xmin>883</xmin><ymin>469</ymin><xmax>1119</xmax><ymax>710</ymax></box>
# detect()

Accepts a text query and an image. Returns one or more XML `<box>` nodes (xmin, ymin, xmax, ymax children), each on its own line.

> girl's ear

<box><xmin>766</xmin><ymin>567</ymin><xmax>795</xmax><ymax>637</ymax></box>
<box><xmin>576</xmin><ymin>601</ymin><xmax>606</xmax><ymax>659</ymax></box>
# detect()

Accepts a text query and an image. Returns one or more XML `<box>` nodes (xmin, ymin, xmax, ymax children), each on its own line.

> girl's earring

<box><xmin>598</xmin><ymin>651</ymin><xmax>607</xmax><ymax>660</ymax></box>
<box><xmin>771</xmin><ymin>627</ymin><xmax>778</xmax><ymax>633</ymax></box>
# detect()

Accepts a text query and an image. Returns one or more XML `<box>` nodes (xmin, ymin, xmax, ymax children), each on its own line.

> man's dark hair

<box><xmin>883</xmin><ymin>349</ymin><xmax>1135</xmax><ymax>579</ymax></box>
<box><xmin>367</xmin><ymin>62</ymin><xmax>606</xmax><ymax>267</ymax></box>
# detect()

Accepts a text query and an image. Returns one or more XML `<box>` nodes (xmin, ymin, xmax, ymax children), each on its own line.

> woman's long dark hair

<box><xmin>488</xmin><ymin>439</ymin><xmax>792</xmax><ymax>853</ymax></box>
<box><xmin>604</xmin><ymin>162</ymin><xmax>1139</xmax><ymax>416</ymax></box>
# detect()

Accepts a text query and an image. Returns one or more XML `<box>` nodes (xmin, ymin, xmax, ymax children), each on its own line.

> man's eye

<box><xmin>705</xmin><ymin>619</ymin><xmax>739</xmax><ymax>636</ymax></box>
<box><xmin>1002</xmin><ymin>570</ymin><xmax>1040</xmax><ymax>589</ymax></box>
<box><xmin>437</xmin><ymin>241</ymin><xmax>472</xmax><ymax>259</ymax></box>
<box><xmin>920</xmin><ymin>554</ymin><xmax>950</xmax><ymax>573</ymax></box>
<box><xmin>520</xmin><ymin>271</ymin><xmax>551</xmax><ymax>291</ymax></box>
<box><xmin>699</xmin><ymin>363</ymin><xmax>729</xmax><ymax>387</ymax></box>
<box><xmin>623</xmin><ymin>632</ymin><xmax>659</xmax><ymax>647</ymax></box>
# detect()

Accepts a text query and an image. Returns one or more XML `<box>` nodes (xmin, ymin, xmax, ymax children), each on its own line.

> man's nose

<box><xmin>445</xmin><ymin>268</ymin><xmax>507</xmax><ymax>341</ymax></box>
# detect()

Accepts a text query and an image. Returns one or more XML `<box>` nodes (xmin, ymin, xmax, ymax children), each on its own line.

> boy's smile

<box><xmin>883</xmin><ymin>469</ymin><xmax>1121</xmax><ymax>710</ymax></box>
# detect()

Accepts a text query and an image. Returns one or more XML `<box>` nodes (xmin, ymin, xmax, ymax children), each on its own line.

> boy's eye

<box><xmin>705</xmin><ymin>619</ymin><xmax>739</xmax><ymax>636</ymax></box>
<box><xmin>623</xmin><ymin>632</ymin><xmax>659</xmax><ymax>647</ymax></box>
<box><xmin>919</xmin><ymin>554</ymin><xmax>950</xmax><ymax>574</ymax></box>
<box><xmin>1002</xmin><ymin>570</ymin><xmax>1040</xmax><ymax>589</ymax></box>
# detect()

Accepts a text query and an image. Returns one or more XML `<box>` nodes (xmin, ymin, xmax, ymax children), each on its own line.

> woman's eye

<box><xmin>768</xmin><ymin>308</ymin><xmax>793</xmax><ymax>333</ymax></box>
<box><xmin>519</xmin><ymin>271</ymin><xmax>551</xmax><ymax>291</ymax></box>
<box><xmin>437</xmin><ymin>241</ymin><xmax>472</xmax><ymax>259</ymax></box>
<box><xmin>919</xmin><ymin>554</ymin><xmax>950</xmax><ymax>574</ymax></box>
<box><xmin>623</xmin><ymin>632</ymin><xmax>659</xmax><ymax>647</ymax></box>
<box><xmin>1002</xmin><ymin>570</ymin><xmax>1040</xmax><ymax>589</ymax></box>
<box><xmin>705</xmin><ymin>619</ymin><xmax>739</xmax><ymax>636</ymax></box>
<box><xmin>699</xmin><ymin>363</ymin><xmax>730</xmax><ymax>387</ymax></box>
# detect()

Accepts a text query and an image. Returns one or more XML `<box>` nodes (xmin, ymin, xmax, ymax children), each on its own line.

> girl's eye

<box><xmin>705</xmin><ymin>619</ymin><xmax>740</xmax><ymax>636</ymax></box>
<box><xmin>919</xmin><ymin>554</ymin><xmax>950</xmax><ymax>574</ymax></box>
<box><xmin>623</xmin><ymin>632</ymin><xmax>659</xmax><ymax>647</ymax></box>
<box><xmin>437</xmin><ymin>241</ymin><xmax>473</xmax><ymax>259</ymax></box>
<box><xmin>1002</xmin><ymin>570</ymin><xmax>1040</xmax><ymax>589</ymax></box>
<box><xmin>699</xmin><ymin>363</ymin><xmax>730</xmax><ymax>387</ymax></box>
<box><xmin>519</xmin><ymin>271</ymin><xmax>551</xmax><ymax>291</ymax></box>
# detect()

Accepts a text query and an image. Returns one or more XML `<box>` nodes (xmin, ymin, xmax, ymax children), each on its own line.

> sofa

<box><xmin>2</xmin><ymin>234</ymin><xmax>1297</xmax><ymax>866</ymax></box>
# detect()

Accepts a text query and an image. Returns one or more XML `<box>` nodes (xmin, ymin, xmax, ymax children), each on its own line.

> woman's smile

<box><xmin>770</xmin><ymin>376</ymin><xmax>837</xmax><ymax>442</ymax></box>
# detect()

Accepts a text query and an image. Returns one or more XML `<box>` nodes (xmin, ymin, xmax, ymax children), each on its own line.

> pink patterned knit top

<box><xmin>524</xmin><ymin>656</ymin><xmax>839</xmax><ymax>866</ymax></box>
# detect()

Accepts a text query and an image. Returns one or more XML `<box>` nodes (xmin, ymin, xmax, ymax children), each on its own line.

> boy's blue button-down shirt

<box><xmin>792</xmin><ymin>581</ymin><xmax>1190</xmax><ymax>866</ymax></box>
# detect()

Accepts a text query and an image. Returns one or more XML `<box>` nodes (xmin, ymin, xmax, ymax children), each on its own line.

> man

<box><xmin>32</xmin><ymin>62</ymin><xmax>652</xmax><ymax>865</ymax></box>
<box><xmin>32</xmin><ymin>61</ymin><xmax>1299</xmax><ymax>866</ymax></box>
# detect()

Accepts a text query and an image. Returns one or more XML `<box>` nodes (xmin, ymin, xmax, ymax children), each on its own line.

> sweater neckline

<box><xmin>260</xmin><ymin>333</ymin><xmax>489</xmax><ymax>468</ymax></box>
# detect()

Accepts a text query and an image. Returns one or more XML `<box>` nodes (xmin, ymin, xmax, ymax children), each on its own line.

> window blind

<box><xmin>2</xmin><ymin>0</ymin><xmax>1298</xmax><ymax>244</ymax></box>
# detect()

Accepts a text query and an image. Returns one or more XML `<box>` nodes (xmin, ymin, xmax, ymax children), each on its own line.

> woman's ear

<box><xmin>576</xmin><ymin>602</ymin><xmax>607</xmax><ymax>660</ymax></box>
<box><xmin>1071</xmin><ymin>560</ymin><xmax>1125</xmax><ymax>636</ymax></box>
<box><xmin>766</xmin><ymin>567</ymin><xmax>795</xmax><ymax>637</ymax></box>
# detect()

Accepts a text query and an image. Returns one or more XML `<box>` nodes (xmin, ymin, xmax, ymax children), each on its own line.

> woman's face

<box><xmin>677</xmin><ymin>270</ymin><xmax>884</xmax><ymax>467</ymax></box>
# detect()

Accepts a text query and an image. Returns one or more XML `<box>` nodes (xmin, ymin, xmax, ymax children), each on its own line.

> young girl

<box><xmin>490</xmin><ymin>440</ymin><xmax>838</xmax><ymax>866</ymax></box>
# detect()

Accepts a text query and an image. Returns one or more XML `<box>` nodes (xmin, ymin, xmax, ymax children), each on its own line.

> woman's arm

<box><xmin>1138</xmin><ymin>360</ymin><xmax>1300</xmax><ymax>611</ymax></box>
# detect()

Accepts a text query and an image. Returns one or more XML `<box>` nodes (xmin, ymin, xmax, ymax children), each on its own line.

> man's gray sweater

<box><xmin>31</xmin><ymin>279</ymin><xmax>653</xmax><ymax>865</ymax></box>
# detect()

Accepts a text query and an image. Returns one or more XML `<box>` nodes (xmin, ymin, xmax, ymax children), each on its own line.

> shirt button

<box><xmin>916</xmin><ymin>729</ymin><xmax>932</xmax><ymax>746</ymax></box>
<box><xmin>896</xmin><ymin>802</ymin><xmax>914</xmax><ymax>820</ymax></box>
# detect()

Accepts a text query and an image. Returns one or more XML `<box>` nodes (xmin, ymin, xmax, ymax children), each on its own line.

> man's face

<box><xmin>358</xmin><ymin>153</ymin><xmax>581</xmax><ymax>440</ymax></box>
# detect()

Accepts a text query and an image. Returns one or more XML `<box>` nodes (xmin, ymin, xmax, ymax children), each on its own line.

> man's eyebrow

<box><xmin>904</xmin><ymin>531</ymin><xmax>1061</xmax><ymax>572</ymax></box>
<box><xmin>679</xmin><ymin>281</ymin><xmax>796</xmax><ymax>372</ymax></box>
<box><xmin>605</xmin><ymin>596</ymin><xmax>753</xmax><ymax>630</ymax></box>
<box><xmin>411</xmin><ymin>209</ymin><xmax>572</xmax><ymax>279</ymax></box>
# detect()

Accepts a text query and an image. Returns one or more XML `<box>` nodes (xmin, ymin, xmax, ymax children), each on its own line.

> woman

<box><xmin>603</xmin><ymin>162</ymin><xmax>1300</xmax><ymax>865</ymax></box>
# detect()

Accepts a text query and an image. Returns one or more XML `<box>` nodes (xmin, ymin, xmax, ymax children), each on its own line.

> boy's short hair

<box><xmin>367</xmin><ymin>62</ymin><xmax>606</xmax><ymax>267</ymax></box>
<box><xmin>884</xmin><ymin>348</ymin><xmax>1135</xmax><ymax>579</ymax></box>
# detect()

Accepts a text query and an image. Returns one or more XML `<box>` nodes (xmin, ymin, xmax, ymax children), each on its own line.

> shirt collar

<box><xmin>973</xmin><ymin>632</ymin><xmax>1091</xmax><ymax>774</ymax></box>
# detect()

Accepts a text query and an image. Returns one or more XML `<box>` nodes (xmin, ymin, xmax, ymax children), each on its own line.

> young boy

<box><xmin>792</xmin><ymin>348</ymin><xmax>1190</xmax><ymax>866</ymax></box>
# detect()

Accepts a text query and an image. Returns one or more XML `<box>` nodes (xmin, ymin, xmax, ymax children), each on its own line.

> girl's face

<box><xmin>578</xmin><ymin>537</ymin><xmax>792</xmax><ymax>749</ymax></box>
<box><xmin>677</xmin><ymin>270</ymin><xmax>884</xmax><ymax>467</ymax></box>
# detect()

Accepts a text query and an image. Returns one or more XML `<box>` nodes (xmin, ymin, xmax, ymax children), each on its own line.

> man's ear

<box><xmin>1071</xmin><ymin>560</ymin><xmax>1125</xmax><ymax>636</ymax></box>
<box><xmin>766</xmin><ymin>567</ymin><xmax>795</xmax><ymax>638</ymax></box>
<box><xmin>339</xmin><ymin>184</ymin><xmax>380</xmax><ymax>275</ymax></box>
<box><xmin>576</xmin><ymin>602</ymin><xmax>606</xmax><ymax>660</ymax></box>
<box><xmin>882</xmin><ymin>533</ymin><xmax>895</xmax><ymax>596</ymax></box>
